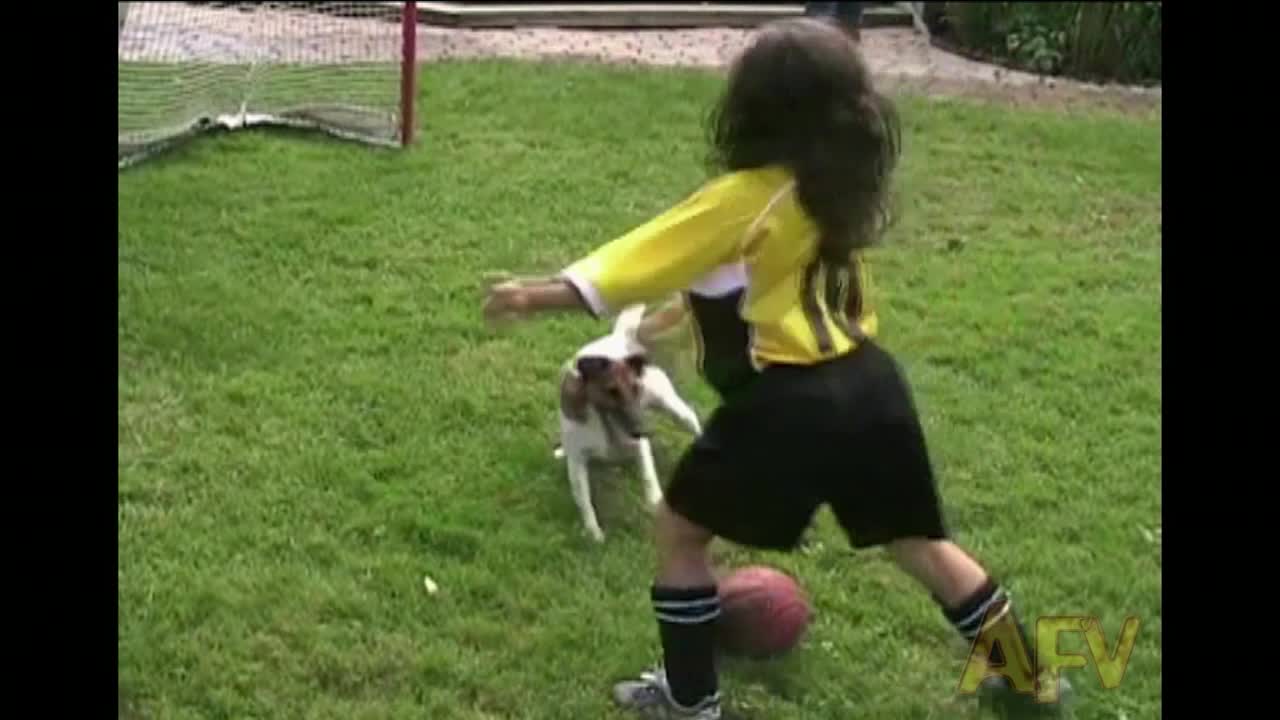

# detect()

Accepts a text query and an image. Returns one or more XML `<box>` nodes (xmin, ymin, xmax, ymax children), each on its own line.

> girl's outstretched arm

<box><xmin>483</xmin><ymin>171</ymin><xmax>764</xmax><ymax>327</ymax></box>
<box><xmin>482</xmin><ymin>274</ymin><xmax>589</xmax><ymax>326</ymax></box>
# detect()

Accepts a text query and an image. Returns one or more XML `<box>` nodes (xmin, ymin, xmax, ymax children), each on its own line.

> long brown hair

<box><xmin>707</xmin><ymin>19</ymin><xmax>900</xmax><ymax>345</ymax></box>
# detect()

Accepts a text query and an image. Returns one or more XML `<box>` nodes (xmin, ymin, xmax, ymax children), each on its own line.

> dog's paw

<box><xmin>681</xmin><ymin>414</ymin><xmax>703</xmax><ymax>436</ymax></box>
<box><xmin>645</xmin><ymin>491</ymin><xmax>664</xmax><ymax>508</ymax></box>
<box><xmin>585</xmin><ymin>526</ymin><xmax>606</xmax><ymax>543</ymax></box>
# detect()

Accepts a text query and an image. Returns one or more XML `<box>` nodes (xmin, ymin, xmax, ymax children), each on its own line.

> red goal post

<box><xmin>118</xmin><ymin>2</ymin><xmax>418</xmax><ymax>168</ymax></box>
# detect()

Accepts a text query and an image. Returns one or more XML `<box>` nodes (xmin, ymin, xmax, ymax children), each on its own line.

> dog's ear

<box><xmin>624</xmin><ymin>354</ymin><xmax>648</xmax><ymax>376</ymax></box>
<box><xmin>560</xmin><ymin>372</ymin><xmax>589</xmax><ymax>422</ymax></box>
<box><xmin>576</xmin><ymin>356</ymin><xmax>610</xmax><ymax>379</ymax></box>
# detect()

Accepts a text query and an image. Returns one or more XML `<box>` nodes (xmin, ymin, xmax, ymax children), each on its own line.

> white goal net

<box><xmin>118</xmin><ymin>2</ymin><xmax>416</xmax><ymax>168</ymax></box>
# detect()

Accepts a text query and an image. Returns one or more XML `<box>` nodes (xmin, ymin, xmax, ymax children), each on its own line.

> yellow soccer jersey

<box><xmin>562</xmin><ymin>166</ymin><xmax>878</xmax><ymax>395</ymax></box>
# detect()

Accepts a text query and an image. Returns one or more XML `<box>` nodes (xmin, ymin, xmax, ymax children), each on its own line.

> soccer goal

<box><xmin>118</xmin><ymin>2</ymin><xmax>418</xmax><ymax>168</ymax></box>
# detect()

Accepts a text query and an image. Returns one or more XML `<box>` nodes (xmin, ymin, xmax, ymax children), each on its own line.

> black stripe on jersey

<box><xmin>829</xmin><ymin>264</ymin><xmax>866</xmax><ymax>344</ymax></box>
<box><xmin>801</xmin><ymin>262</ymin><xmax>835</xmax><ymax>354</ymax></box>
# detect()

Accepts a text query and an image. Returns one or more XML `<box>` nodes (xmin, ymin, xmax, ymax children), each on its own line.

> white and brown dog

<box><xmin>555</xmin><ymin>304</ymin><xmax>702</xmax><ymax>542</ymax></box>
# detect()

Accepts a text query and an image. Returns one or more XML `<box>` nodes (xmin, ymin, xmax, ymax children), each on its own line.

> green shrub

<box><xmin>943</xmin><ymin>2</ymin><xmax>1161</xmax><ymax>85</ymax></box>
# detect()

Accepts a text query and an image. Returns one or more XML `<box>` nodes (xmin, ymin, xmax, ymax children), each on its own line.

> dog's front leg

<box><xmin>665</xmin><ymin>396</ymin><xmax>702</xmax><ymax>437</ymax></box>
<box><xmin>644</xmin><ymin>370</ymin><xmax>703</xmax><ymax>436</ymax></box>
<box><xmin>566</xmin><ymin>453</ymin><xmax>605</xmax><ymax>543</ymax></box>
<box><xmin>633</xmin><ymin>438</ymin><xmax>664</xmax><ymax>508</ymax></box>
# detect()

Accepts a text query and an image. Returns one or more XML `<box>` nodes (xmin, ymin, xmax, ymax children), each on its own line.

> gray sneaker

<box><xmin>611</xmin><ymin>668</ymin><xmax>722</xmax><ymax>719</ymax></box>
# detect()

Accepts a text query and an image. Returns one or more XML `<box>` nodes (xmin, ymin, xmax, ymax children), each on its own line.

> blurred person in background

<box><xmin>805</xmin><ymin>2</ymin><xmax>863</xmax><ymax>42</ymax></box>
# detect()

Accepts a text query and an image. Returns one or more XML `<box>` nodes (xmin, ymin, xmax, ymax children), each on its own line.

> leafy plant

<box><xmin>1007</xmin><ymin>22</ymin><xmax>1068</xmax><ymax>74</ymax></box>
<box><xmin>942</xmin><ymin>2</ymin><xmax>1160</xmax><ymax>84</ymax></box>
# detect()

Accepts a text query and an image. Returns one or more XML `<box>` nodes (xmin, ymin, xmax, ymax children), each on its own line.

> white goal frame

<box><xmin>118</xmin><ymin>2</ymin><xmax>418</xmax><ymax>168</ymax></box>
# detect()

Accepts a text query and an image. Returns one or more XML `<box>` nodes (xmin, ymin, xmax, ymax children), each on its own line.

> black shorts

<box><xmin>665</xmin><ymin>340</ymin><xmax>949</xmax><ymax>551</ymax></box>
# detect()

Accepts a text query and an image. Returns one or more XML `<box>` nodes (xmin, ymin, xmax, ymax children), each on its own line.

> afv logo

<box><xmin>957</xmin><ymin>616</ymin><xmax>1142</xmax><ymax>703</ymax></box>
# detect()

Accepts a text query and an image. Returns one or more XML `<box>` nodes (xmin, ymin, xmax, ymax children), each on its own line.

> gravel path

<box><xmin>416</xmin><ymin>24</ymin><xmax>1160</xmax><ymax>114</ymax></box>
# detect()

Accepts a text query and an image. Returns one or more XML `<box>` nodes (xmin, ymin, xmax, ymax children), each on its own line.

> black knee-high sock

<box><xmin>940</xmin><ymin>578</ymin><xmax>1034</xmax><ymax>669</ymax></box>
<box><xmin>652</xmin><ymin>585</ymin><xmax>721</xmax><ymax>709</ymax></box>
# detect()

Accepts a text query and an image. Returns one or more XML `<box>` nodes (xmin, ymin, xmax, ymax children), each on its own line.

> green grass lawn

<box><xmin>118</xmin><ymin>60</ymin><xmax>1161</xmax><ymax>720</ymax></box>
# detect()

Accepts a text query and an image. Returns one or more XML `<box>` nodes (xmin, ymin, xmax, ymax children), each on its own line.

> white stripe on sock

<box><xmin>957</xmin><ymin>588</ymin><xmax>1007</xmax><ymax>632</ymax></box>
<box><xmin>963</xmin><ymin>602</ymin><xmax>1013</xmax><ymax>640</ymax></box>
<box><xmin>655</xmin><ymin>608</ymin><xmax>722</xmax><ymax>625</ymax></box>
<box><xmin>653</xmin><ymin>597</ymin><xmax>720</xmax><ymax>610</ymax></box>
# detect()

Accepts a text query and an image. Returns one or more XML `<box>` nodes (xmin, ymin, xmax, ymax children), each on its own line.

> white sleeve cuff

<box><xmin>559</xmin><ymin>268</ymin><xmax>609</xmax><ymax>318</ymax></box>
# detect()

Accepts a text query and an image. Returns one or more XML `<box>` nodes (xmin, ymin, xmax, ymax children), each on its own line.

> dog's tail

<box><xmin>613</xmin><ymin>303</ymin><xmax>647</xmax><ymax>340</ymax></box>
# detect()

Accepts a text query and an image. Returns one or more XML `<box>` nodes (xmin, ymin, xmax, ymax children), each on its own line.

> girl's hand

<box><xmin>482</xmin><ymin>273</ymin><xmax>533</xmax><ymax>326</ymax></box>
<box><xmin>481</xmin><ymin>271</ymin><xmax>591</xmax><ymax>326</ymax></box>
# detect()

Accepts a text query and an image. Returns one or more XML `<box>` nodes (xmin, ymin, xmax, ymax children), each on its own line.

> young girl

<box><xmin>483</xmin><ymin>19</ymin><xmax>1067</xmax><ymax>720</ymax></box>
